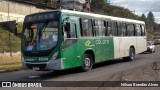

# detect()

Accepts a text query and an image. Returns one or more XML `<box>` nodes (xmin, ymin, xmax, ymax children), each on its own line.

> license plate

<box><xmin>33</xmin><ymin>67</ymin><xmax>39</xmax><ymax>70</ymax></box>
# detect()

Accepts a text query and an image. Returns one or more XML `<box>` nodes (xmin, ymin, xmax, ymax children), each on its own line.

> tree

<box><xmin>147</xmin><ymin>11</ymin><xmax>155</xmax><ymax>23</ymax></box>
<box><xmin>105</xmin><ymin>0</ymin><xmax>110</xmax><ymax>3</ymax></box>
<box><xmin>146</xmin><ymin>11</ymin><xmax>156</xmax><ymax>41</ymax></box>
<box><xmin>146</xmin><ymin>11</ymin><xmax>155</xmax><ymax>31</ymax></box>
<box><xmin>140</xmin><ymin>14</ymin><xmax>146</xmax><ymax>22</ymax></box>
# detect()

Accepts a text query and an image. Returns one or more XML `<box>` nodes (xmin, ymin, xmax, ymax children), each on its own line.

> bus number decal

<box><xmin>39</xmin><ymin>58</ymin><xmax>48</xmax><ymax>61</ymax></box>
<box><xmin>96</xmin><ymin>40</ymin><xmax>109</xmax><ymax>45</ymax></box>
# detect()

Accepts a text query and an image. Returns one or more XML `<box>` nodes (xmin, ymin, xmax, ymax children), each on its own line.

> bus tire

<box><xmin>153</xmin><ymin>50</ymin><xmax>155</xmax><ymax>53</ymax></box>
<box><xmin>124</xmin><ymin>47</ymin><xmax>135</xmax><ymax>61</ymax></box>
<box><xmin>150</xmin><ymin>49</ymin><xmax>154</xmax><ymax>53</ymax></box>
<box><xmin>81</xmin><ymin>53</ymin><xmax>93</xmax><ymax>71</ymax></box>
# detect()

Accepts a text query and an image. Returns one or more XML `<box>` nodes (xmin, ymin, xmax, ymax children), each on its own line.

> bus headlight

<box><xmin>51</xmin><ymin>51</ymin><xmax>59</xmax><ymax>60</ymax></box>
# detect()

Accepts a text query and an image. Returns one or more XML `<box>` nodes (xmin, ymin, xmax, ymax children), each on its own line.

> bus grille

<box><xmin>26</xmin><ymin>63</ymin><xmax>47</xmax><ymax>70</ymax></box>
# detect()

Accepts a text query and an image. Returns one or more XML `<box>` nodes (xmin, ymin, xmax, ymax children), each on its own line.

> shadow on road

<box><xmin>139</xmin><ymin>52</ymin><xmax>153</xmax><ymax>54</ymax></box>
<box><xmin>25</xmin><ymin>59</ymin><xmax>129</xmax><ymax>81</ymax></box>
<box><xmin>93</xmin><ymin>59</ymin><xmax>128</xmax><ymax>69</ymax></box>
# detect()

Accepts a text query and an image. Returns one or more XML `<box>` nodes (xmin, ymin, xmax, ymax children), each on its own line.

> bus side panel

<box><xmin>136</xmin><ymin>37</ymin><xmax>147</xmax><ymax>54</ymax></box>
<box><xmin>62</xmin><ymin>42</ymin><xmax>82</xmax><ymax>69</ymax></box>
<box><xmin>114</xmin><ymin>37</ymin><xmax>137</xmax><ymax>58</ymax></box>
<box><xmin>62</xmin><ymin>38</ymin><xmax>96</xmax><ymax>69</ymax></box>
<box><xmin>113</xmin><ymin>37</ymin><xmax>120</xmax><ymax>59</ymax></box>
<box><xmin>81</xmin><ymin>38</ymin><xmax>96</xmax><ymax>60</ymax></box>
<box><xmin>95</xmin><ymin>37</ymin><xmax>114</xmax><ymax>62</ymax></box>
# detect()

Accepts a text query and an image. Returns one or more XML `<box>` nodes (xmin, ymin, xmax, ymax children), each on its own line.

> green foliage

<box><xmin>147</xmin><ymin>11</ymin><xmax>155</xmax><ymax>23</ymax></box>
<box><xmin>16</xmin><ymin>23</ymin><xmax>23</xmax><ymax>33</ymax></box>
<box><xmin>154</xmin><ymin>42</ymin><xmax>160</xmax><ymax>45</ymax></box>
<box><xmin>140</xmin><ymin>11</ymin><xmax>160</xmax><ymax>41</ymax></box>
<box><xmin>91</xmin><ymin>0</ymin><xmax>139</xmax><ymax>20</ymax></box>
<box><xmin>0</xmin><ymin>28</ymin><xmax>21</xmax><ymax>52</ymax></box>
<box><xmin>140</xmin><ymin>14</ymin><xmax>146</xmax><ymax>22</ymax></box>
<box><xmin>146</xmin><ymin>12</ymin><xmax>155</xmax><ymax>31</ymax></box>
<box><xmin>25</xmin><ymin>0</ymin><xmax>139</xmax><ymax>20</ymax></box>
<box><xmin>147</xmin><ymin>31</ymin><xmax>154</xmax><ymax>41</ymax></box>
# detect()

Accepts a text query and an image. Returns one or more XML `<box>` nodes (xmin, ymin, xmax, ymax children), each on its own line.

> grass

<box><xmin>154</xmin><ymin>42</ymin><xmax>160</xmax><ymax>45</ymax></box>
<box><xmin>0</xmin><ymin>26</ymin><xmax>22</xmax><ymax>72</ymax></box>
<box><xmin>0</xmin><ymin>28</ymin><xmax>21</xmax><ymax>52</ymax></box>
<box><xmin>0</xmin><ymin>63</ymin><xmax>21</xmax><ymax>72</ymax></box>
<box><xmin>0</xmin><ymin>54</ymin><xmax>22</xmax><ymax>72</ymax></box>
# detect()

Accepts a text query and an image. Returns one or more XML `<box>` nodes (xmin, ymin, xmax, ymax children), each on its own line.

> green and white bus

<box><xmin>21</xmin><ymin>10</ymin><xmax>147</xmax><ymax>71</ymax></box>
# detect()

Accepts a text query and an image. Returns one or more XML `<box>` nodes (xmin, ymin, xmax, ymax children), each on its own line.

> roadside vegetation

<box><xmin>0</xmin><ymin>28</ymin><xmax>21</xmax><ymax>52</ymax></box>
<box><xmin>17</xmin><ymin>23</ymin><xmax>23</xmax><ymax>33</ymax></box>
<box><xmin>0</xmin><ymin>53</ymin><xmax>21</xmax><ymax>72</ymax></box>
<box><xmin>0</xmin><ymin>24</ymin><xmax>22</xmax><ymax>72</ymax></box>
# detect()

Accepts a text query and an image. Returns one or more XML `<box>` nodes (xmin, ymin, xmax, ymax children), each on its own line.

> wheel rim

<box><xmin>131</xmin><ymin>51</ymin><xmax>134</xmax><ymax>59</ymax></box>
<box><xmin>84</xmin><ymin>57</ymin><xmax>90</xmax><ymax>67</ymax></box>
<box><xmin>130</xmin><ymin>49</ymin><xmax>135</xmax><ymax>60</ymax></box>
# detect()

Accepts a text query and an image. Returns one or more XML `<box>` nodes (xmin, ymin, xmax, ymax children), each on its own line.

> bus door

<box><xmin>94</xmin><ymin>20</ymin><xmax>109</xmax><ymax>62</ymax></box>
<box><xmin>61</xmin><ymin>17</ymin><xmax>81</xmax><ymax>69</ymax></box>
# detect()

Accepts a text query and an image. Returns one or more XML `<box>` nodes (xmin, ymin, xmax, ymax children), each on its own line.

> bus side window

<box><xmin>64</xmin><ymin>22</ymin><xmax>71</xmax><ymax>38</ymax></box>
<box><xmin>127</xmin><ymin>23</ymin><xmax>135</xmax><ymax>36</ymax></box>
<box><xmin>141</xmin><ymin>25</ymin><xmax>146</xmax><ymax>36</ymax></box>
<box><xmin>108</xmin><ymin>21</ymin><xmax>112</xmax><ymax>36</ymax></box>
<box><xmin>119</xmin><ymin>22</ymin><xmax>127</xmax><ymax>36</ymax></box>
<box><xmin>108</xmin><ymin>21</ymin><xmax>117</xmax><ymax>36</ymax></box>
<box><xmin>117</xmin><ymin>22</ymin><xmax>122</xmax><ymax>36</ymax></box>
<box><xmin>80</xmin><ymin>18</ymin><xmax>93</xmax><ymax>37</ymax></box>
<box><xmin>64</xmin><ymin>22</ymin><xmax>77</xmax><ymax>38</ymax></box>
<box><xmin>133</xmin><ymin>24</ymin><xmax>136</xmax><ymax>36</ymax></box>
<box><xmin>93</xmin><ymin>20</ymin><xmax>98</xmax><ymax>36</ymax></box>
<box><xmin>123</xmin><ymin>23</ymin><xmax>127</xmax><ymax>36</ymax></box>
<box><xmin>101</xmin><ymin>21</ymin><xmax>106</xmax><ymax>36</ymax></box>
<box><xmin>79</xmin><ymin>18</ymin><xmax>83</xmax><ymax>36</ymax></box>
<box><xmin>135</xmin><ymin>24</ymin><xmax>141</xmax><ymax>36</ymax></box>
<box><xmin>115</xmin><ymin>22</ymin><xmax>118</xmax><ymax>36</ymax></box>
<box><xmin>104</xmin><ymin>21</ymin><xmax>108</xmax><ymax>36</ymax></box>
<box><xmin>70</xmin><ymin>23</ymin><xmax>77</xmax><ymax>38</ymax></box>
<box><xmin>94</xmin><ymin>20</ymin><xmax>100</xmax><ymax>36</ymax></box>
<box><xmin>113</xmin><ymin>22</ymin><xmax>118</xmax><ymax>36</ymax></box>
<box><xmin>95</xmin><ymin>20</ymin><xmax>105</xmax><ymax>36</ymax></box>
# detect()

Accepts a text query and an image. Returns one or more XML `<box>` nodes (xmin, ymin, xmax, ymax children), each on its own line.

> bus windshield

<box><xmin>23</xmin><ymin>20</ymin><xmax>58</xmax><ymax>51</ymax></box>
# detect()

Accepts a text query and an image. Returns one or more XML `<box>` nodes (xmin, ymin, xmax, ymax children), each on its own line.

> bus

<box><xmin>21</xmin><ymin>9</ymin><xmax>147</xmax><ymax>71</ymax></box>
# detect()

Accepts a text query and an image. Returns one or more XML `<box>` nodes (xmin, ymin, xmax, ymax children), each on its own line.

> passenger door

<box><xmin>61</xmin><ymin>16</ymin><xmax>81</xmax><ymax>69</ymax></box>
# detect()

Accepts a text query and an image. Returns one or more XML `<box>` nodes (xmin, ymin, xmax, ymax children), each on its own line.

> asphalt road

<box><xmin>0</xmin><ymin>46</ymin><xmax>160</xmax><ymax>82</ymax></box>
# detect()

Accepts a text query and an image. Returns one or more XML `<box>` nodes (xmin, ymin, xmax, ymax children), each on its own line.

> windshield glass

<box><xmin>23</xmin><ymin>20</ymin><xmax>58</xmax><ymax>51</ymax></box>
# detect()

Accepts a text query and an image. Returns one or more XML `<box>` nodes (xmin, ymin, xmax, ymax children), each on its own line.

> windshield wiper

<box><xmin>35</xmin><ymin>21</ymin><xmax>49</xmax><ymax>51</ymax></box>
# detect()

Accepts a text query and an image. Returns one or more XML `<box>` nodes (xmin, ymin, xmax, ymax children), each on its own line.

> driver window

<box><xmin>64</xmin><ymin>22</ymin><xmax>77</xmax><ymax>38</ymax></box>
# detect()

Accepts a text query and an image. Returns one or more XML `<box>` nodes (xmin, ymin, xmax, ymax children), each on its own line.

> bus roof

<box><xmin>60</xmin><ymin>10</ymin><xmax>145</xmax><ymax>24</ymax></box>
<box><xmin>27</xmin><ymin>9</ymin><xmax>145</xmax><ymax>24</ymax></box>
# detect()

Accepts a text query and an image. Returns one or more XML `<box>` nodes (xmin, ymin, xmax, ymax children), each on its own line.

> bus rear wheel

<box><xmin>124</xmin><ymin>47</ymin><xmax>135</xmax><ymax>61</ymax></box>
<box><xmin>81</xmin><ymin>53</ymin><xmax>93</xmax><ymax>71</ymax></box>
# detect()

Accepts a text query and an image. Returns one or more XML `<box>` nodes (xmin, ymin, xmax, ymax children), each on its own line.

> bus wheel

<box><xmin>150</xmin><ymin>49</ymin><xmax>154</xmax><ymax>53</ymax></box>
<box><xmin>82</xmin><ymin>53</ymin><xmax>93</xmax><ymax>71</ymax></box>
<box><xmin>124</xmin><ymin>48</ymin><xmax>135</xmax><ymax>61</ymax></box>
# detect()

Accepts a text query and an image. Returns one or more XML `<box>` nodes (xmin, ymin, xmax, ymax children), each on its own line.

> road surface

<box><xmin>0</xmin><ymin>46</ymin><xmax>160</xmax><ymax>82</ymax></box>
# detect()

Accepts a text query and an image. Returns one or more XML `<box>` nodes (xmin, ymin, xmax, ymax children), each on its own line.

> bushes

<box><xmin>154</xmin><ymin>41</ymin><xmax>160</xmax><ymax>45</ymax></box>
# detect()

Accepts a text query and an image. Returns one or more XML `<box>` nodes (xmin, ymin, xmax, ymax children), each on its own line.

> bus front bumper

<box><xmin>22</xmin><ymin>59</ymin><xmax>64</xmax><ymax>71</ymax></box>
